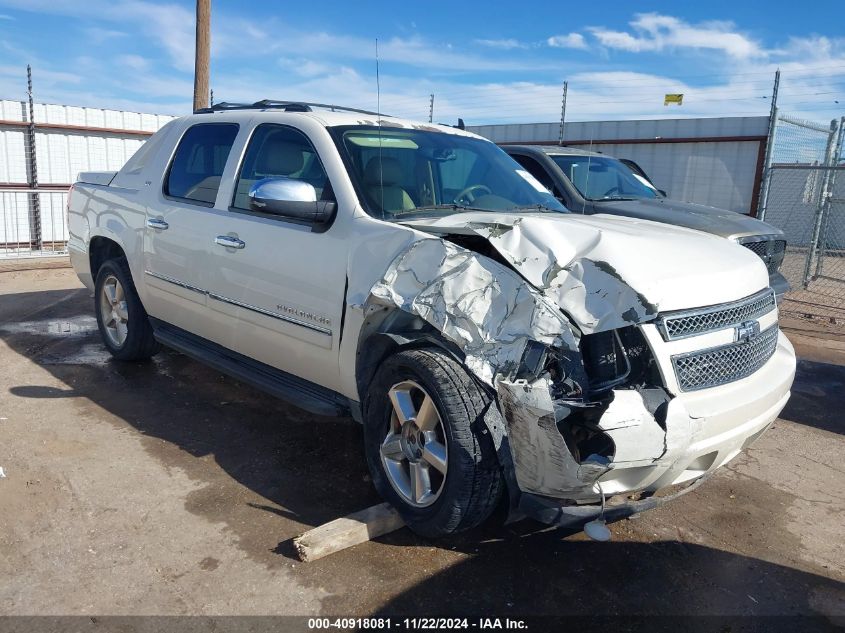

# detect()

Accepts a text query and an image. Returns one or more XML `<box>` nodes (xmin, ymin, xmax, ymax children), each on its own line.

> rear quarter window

<box><xmin>165</xmin><ymin>123</ymin><xmax>239</xmax><ymax>205</ymax></box>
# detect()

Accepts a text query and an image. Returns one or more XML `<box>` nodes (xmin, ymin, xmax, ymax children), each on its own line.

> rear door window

<box><xmin>165</xmin><ymin>123</ymin><xmax>239</xmax><ymax>205</ymax></box>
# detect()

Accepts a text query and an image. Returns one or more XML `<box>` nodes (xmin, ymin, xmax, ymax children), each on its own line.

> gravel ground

<box><xmin>0</xmin><ymin>266</ymin><xmax>843</xmax><ymax>626</ymax></box>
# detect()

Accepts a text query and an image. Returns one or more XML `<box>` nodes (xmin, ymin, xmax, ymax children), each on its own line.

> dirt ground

<box><xmin>1</xmin><ymin>264</ymin><xmax>844</xmax><ymax>625</ymax></box>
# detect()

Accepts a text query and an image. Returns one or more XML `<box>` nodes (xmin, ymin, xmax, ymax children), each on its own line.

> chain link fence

<box><xmin>0</xmin><ymin>190</ymin><xmax>69</xmax><ymax>258</ymax></box>
<box><xmin>759</xmin><ymin>113</ymin><xmax>845</xmax><ymax>325</ymax></box>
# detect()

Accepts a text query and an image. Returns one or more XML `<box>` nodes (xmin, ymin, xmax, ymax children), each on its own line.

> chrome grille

<box><xmin>672</xmin><ymin>325</ymin><xmax>779</xmax><ymax>392</ymax></box>
<box><xmin>739</xmin><ymin>237</ymin><xmax>787</xmax><ymax>274</ymax></box>
<box><xmin>658</xmin><ymin>289</ymin><xmax>776</xmax><ymax>341</ymax></box>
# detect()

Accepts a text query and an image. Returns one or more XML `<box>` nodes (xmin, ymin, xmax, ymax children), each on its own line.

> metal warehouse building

<box><xmin>0</xmin><ymin>100</ymin><xmax>175</xmax><ymax>252</ymax></box>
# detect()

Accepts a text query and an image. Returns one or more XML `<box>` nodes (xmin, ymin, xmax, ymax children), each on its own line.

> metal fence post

<box><xmin>558</xmin><ymin>81</ymin><xmax>568</xmax><ymax>146</ymax></box>
<box><xmin>803</xmin><ymin>119</ymin><xmax>841</xmax><ymax>287</ymax></box>
<box><xmin>756</xmin><ymin>70</ymin><xmax>780</xmax><ymax>221</ymax></box>
<box><xmin>813</xmin><ymin>117</ymin><xmax>845</xmax><ymax>279</ymax></box>
<box><xmin>26</xmin><ymin>64</ymin><xmax>42</xmax><ymax>252</ymax></box>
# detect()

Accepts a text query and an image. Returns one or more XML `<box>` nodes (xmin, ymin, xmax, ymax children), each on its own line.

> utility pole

<box><xmin>756</xmin><ymin>69</ymin><xmax>780</xmax><ymax>220</ymax></box>
<box><xmin>193</xmin><ymin>0</ymin><xmax>211</xmax><ymax>113</ymax></box>
<box><xmin>558</xmin><ymin>81</ymin><xmax>568</xmax><ymax>146</ymax></box>
<box><xmin>428</xmin><ymin>93</ymin><xmax>434</xmax><ymax>123</ymax></box>
<box><xmin>26</xmin><ymin>64</ymin><xmax>41</xmax><ymax>251</ymax></box>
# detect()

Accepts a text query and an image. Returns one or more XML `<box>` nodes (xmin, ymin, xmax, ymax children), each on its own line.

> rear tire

<box><xmin>94</xmin><ymin>257</ymin><xmax>160</xmax><ymax>361</ymax></box>
<box><xmin>363</xmin><ymin>348</ymin><xmax>503</xmax><ymax>537</ymax></box>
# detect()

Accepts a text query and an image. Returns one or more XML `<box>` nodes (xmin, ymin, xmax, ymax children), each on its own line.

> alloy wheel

<box><xmin>380</xmin><ymin>380</ymin><xmax>449</xmax><ymax>507</ymax></box>
<box><xmin>99</xmin><ymin>274</ymin><xmax>129</xmax><ymax>347</ymax></box>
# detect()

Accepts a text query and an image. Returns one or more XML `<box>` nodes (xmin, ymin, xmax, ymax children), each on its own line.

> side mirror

<box><xmin>248</xmin><ymin>177</ymin><xmax>336</xmax><ymax>224</ymax></box>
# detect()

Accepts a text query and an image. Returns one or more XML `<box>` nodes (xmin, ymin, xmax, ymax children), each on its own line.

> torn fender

<box><xmin>367</xmin><ymin>238</ymin><xmax>579</xmax><ymax>385</ymax></box>
<box><xmin>463</xmin><ymin>217</ymin><xmax>656</xmax><ymax>333</ymax></box>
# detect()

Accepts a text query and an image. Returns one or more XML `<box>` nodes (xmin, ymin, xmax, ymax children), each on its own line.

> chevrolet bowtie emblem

<box><xmin>735</xmin><ymin>320</ymin><xmax>761</xmax><ymax>343</ymax></box>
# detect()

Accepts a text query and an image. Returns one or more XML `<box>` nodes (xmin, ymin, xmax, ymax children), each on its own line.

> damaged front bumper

<box><xmin>519</xmin><ymin>472</ymin><xmax>712</xmax><ymax>529</ymax></box>
<box><xmin>498</xmin><ymin>331</ymin><xmax>796</xmax><ymax>512</ymax></box>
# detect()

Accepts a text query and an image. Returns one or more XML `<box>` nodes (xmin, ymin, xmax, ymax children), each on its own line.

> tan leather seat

<box><xmin>364</xmin><ymin>157</ymin><xmax>415</xmax><ymax>215</ymax></box>
<box><xmin>256</xmin><ymin>138</ymin><xmax>304</xmax><ymax>177</ymax></box>
<box><xmin>233</xmin><ymin>137</ymin><xmax>307</xmax><ymax>208</ymax></box>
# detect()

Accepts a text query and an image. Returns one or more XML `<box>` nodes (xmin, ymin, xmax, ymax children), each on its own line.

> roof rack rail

<box><xmin>194</xmin><ymin>100</ymin><xmax>388</xmax><ymax>117</ymax></box>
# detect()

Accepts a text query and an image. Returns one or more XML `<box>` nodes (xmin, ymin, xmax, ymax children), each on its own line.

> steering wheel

<box><xmin>600</xmin><ymin>186</ymin><xmax>621</xmax><ymax>198</ymax></box>
<box><xmin>454</xmin><ymin>184</ymin><xmax>492</xmax><ymax>205</ymax></box>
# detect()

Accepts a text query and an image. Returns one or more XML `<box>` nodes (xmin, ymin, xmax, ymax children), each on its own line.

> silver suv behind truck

<box><xmin>504</xmin><ymin>145</ymin><xmax>790</xmax><ymax>299</ymax></box>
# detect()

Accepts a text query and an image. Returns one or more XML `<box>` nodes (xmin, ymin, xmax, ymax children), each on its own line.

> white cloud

<box><xmin>0</xmin><ymin>2</ymin><xmax>842</xmax><ymax>124</ymax></box>
<box><xmin>0</xmin><ymin>0</ymin><xmax>195</xmax><ymax>70</ymax></box>
<box><xmin>84</xmin><ymin>26</ymin><xmax>127</xmax><ymax>43</ymax></box>
<box><xmin>547</xmin><ymin>33</ymin><xmax>587</xmax><ymax>50</ymax></box>
<box><xmin>589</xmin><ymin>13</ymin><xmax>763</xmax><ymax>58</ymax></box>
<box><xmin>474</xmin><ymin>38</ymin><xmax>526</xmax><ymax>50</ymax></box>
<box><xmin>117</xmin><ymin>54</ymin><xmax>150</xmax><ymax>71</ymax></box>
<box><xmin>278</xmin><ymin>58</ymin><xmax>337</xmax><ymax>78</ymax></box>
<box><xmin>276</xmin><ymin>32</ymin><xmax>552</xmax><ymax>72</ymax></box>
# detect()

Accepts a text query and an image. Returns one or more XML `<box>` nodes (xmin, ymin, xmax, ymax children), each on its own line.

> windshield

<box><xmin>333</xmin><ymin>126</ymin><xmax>566</xmax><ymax>220</ymax></box>
<box><xmin>551</xmin><ymin>155</ymin><xmax>658</xmax><ymax>201</ymax></box>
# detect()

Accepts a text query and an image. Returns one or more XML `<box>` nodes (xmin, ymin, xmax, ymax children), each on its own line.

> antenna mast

<box><xmin>375</xmin><ymin>39</ymin><xmax>385</xmax><ymax>218</ymax></box>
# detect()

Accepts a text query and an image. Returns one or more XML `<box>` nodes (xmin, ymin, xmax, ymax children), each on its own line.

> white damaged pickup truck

<box><xmin>67</xmin><ymin>101</ymin><xmax>796</xmax><ymax>537</ymax></box>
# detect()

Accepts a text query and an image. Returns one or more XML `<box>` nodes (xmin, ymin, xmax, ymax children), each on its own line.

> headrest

<box><xmin>364</xmin><ymin>157</ymin><xmax>403</xmax><ymax>186</ymax></box>
<box><xmin>256</xmin><ymin>138</ymin><xmax>304</xmax><ymax>176</ymax></box>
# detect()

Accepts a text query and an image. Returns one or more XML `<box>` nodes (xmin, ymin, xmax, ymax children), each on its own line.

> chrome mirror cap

<box><xmin>248</xmin><ymin>177</ymin><xmax>317</xmax><ymax>207</ymax></box>
<box><xmin>247</xmin><ymin>177</ymin><xmax>334</xmax><ymax>225</ymax></box>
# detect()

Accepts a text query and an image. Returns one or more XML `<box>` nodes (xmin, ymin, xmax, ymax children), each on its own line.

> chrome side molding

<box><xmin>143</xmin><ymin>270</ymin><xmax>332</xmax><ymax>336</ymax></box>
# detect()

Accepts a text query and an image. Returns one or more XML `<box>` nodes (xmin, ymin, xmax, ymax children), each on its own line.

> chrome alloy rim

<box><xmin>99</xmin><ymin>274</ymin><xmax>129</xmax><ymax>347</ymax></box>
<box><xmin>380</xmin><ymin>380</ymin><xmax>449</xmax><ymax>508</ymax></box>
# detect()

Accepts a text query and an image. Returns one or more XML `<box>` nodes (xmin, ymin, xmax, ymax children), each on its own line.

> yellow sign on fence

<box><xmin>664</xmin><ymin>93</ymin><xmax>684</xmax><ymax>106</ymax></box>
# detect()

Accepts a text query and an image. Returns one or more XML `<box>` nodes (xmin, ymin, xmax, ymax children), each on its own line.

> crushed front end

<box><xmin>365</xmin><ymin>214</ymin><xmax>796</xmax><ymax>530</ymax></box>
<box><xmin>502</xmin><ymin>287</ymin><xmax>796</xmax><ymax>526</ymax></box>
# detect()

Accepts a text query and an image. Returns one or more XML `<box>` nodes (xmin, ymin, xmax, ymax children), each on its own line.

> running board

<box><xmin>152</xmin><ymin>320</ymin><xmax>351</xmax><ymax>418</ymax></box>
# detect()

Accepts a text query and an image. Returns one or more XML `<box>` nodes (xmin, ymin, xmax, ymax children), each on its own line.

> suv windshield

<box><xmin>551</xmin><ymin>155</ymin><xmax>659</xmax><ymax>201</ymax></box>
<box><xmin>333</xmin><ymin>126</ymin><xmax>565</xmax><ymax>220</ymax></box>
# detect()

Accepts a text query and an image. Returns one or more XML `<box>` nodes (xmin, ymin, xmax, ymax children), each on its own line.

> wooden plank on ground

<box><xmin>294</xmin><ymin>502</ymin><xmax>405</xmax><ymax>562</ymax></box>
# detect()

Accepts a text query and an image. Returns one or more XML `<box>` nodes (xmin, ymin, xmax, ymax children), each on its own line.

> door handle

<box><xmin>147</xmin><ymin>218</ymin><xmax>169</xmax><ymax>230</ymax></box>
<box><xmin>214</xmin><ymin>235</ymin><xmax>246</xmax><ymax>250</ymax></box>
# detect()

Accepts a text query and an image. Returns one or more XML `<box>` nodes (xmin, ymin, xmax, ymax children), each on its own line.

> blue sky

<box><xmin>0</xmin><ymin>0</ymin><xmax>843</xmax><ymax>124</ymax></box>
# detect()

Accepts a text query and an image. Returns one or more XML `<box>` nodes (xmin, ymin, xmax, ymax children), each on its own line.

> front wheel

<box><xmin>363</xmin><ymin>348</ymin><xmax>503</xmax><ymax>537</ymax></box>
<box><xmin>94</xmin><ymin>257</ymin><xmax>160</xmax><ymax>361</ymax></box>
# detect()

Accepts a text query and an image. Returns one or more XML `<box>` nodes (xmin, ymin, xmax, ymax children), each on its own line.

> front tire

<box><xmin>364</xmin><ymin>348</ymin><xmax>503</xmax><ymax>537</ymax></box>
<box><xmin>94</xmin><ymin>257</ymin><xmax>160</xmax><ymax>361</ymax></box>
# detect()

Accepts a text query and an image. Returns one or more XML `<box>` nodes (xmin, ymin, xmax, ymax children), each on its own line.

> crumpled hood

<box><xmin>592</xmin><ymin>198</ymin><xmax>783</xmax><ymax>240</ymax></box>
<box><xmin>401</xmin><ymin>212</ymin><xmax>770</xmax><ymax>333</ymax></box>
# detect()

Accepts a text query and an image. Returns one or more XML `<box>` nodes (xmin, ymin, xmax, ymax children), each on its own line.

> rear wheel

<box><xmin>94</xmin><ymin>258</ymin><xmax>160</xmax><ymax>361</ymax></box>
<box><xmin>364</xmin><ymin>348</ymin><xmax>503</xmax><ymax>537</ymax></box>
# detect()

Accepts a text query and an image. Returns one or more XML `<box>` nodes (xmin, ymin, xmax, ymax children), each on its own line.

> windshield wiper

<box><xmin>594</xmin><ymin>196</ymin><xmax>637</xmax><ymax>201</ymax></box>
<box><xmin>509</xmin><ymin>204</ymin><xmax>561</xmax><ymax>213</ymax></box>
<box><xmin>414</xmin><ymin>203</ymin><xmax>491</xmax><ymax>213</ymax></box>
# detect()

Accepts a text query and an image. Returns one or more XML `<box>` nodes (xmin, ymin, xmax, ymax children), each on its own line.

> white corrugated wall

<box><xmin>1</xmin><ymin>101</ymin><xmax>176</xmax><ymax>250</ymax></box>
